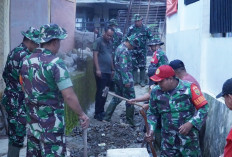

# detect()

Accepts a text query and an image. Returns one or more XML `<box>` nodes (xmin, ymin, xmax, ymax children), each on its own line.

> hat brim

<box><xmin>128</xmin><ymin>40</ymin><xmax>138</xmax><ymax>48</ymax></box>
<box><xmin>148</xmin><ymin>42</ymin><xmax>164</xmax><ymax>46</ymax></box>
<box><xmin>150</xmin><ymin>75</ymin><xmax>164</xmax><ymax>82</ymax></box>
<box><xmin>40</xmin><ymin>35</ymin><xmax>67</xmax><ymax>43</ymax></box>
<box><xmin>216</xmin><ymin>92</ymin><xmax>223</xmax><ymax>98</ymax></box>
<box><xmin>21</xmin><ymin>31</ymin><xmax>39</xmax><ymax>44</ymax></box>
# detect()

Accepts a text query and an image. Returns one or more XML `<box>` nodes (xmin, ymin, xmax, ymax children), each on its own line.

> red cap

<box><xmin>150</xmin><ymin>65</ymin><xmax>175</xmax><ymax>82</ymax></box>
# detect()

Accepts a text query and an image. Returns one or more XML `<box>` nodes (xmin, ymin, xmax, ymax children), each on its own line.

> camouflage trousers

<box><xmin>104</xmin><ymin>80</ymin><xmax>135</xmax><ymax>125</ymax></box>
<box><xmin>160</xmin><ymin>129</ymin><xmax>201</xmax><ymax>157</ymax></box>
<box><xmin>1</xmin><ymin>91</ymin><xmax>27</xmax><ymax>147</ymax></box>
<box><xmin>27</xmin><ymin>132</ymin><xmax>66</xmax><ymax>157</ymax></box>
<box><xmin>131</xmin><ymin>49</ymin><xmax>147</xmax><ymax>70</ymax></box>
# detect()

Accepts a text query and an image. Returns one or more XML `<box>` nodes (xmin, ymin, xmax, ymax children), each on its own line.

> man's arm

<box><xmin>93</xmin><ymin>51</ymin><xmax>101</xmax><ymax>77</ymax></box>
<box><xmin>179</xmin><ymin>84</ymin><xmax>209</xmax><ymax>135</ymax></box>
<box><xmin>61</xmin><ymin>87</ymin><xmax>89</xmax><ymax>129</ymax></box>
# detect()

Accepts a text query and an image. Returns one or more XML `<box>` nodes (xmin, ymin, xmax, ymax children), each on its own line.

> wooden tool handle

<box><xmin>108</xmin><ymin>91</ymin><xmax>144</xmax><ymax>108</ymax></box>
<box><xmin>140</xmin><ymin>109</ymin><xmax>157</xmax><ymax>157</ymax></box>
<box><xmin>83</xmin><ymin>129</ymin><xmax>88</xmax><ymax>157</ymax></box>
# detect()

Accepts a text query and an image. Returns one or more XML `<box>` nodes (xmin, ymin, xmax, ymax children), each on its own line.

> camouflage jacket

<box><xmin>147</xmin><ymin>79</ymin><xmax>208</xmax><ymax>132</ymax></box>
<box><xmin>20</xmin><ymin>48</ymin><xmax>73</xmax><ymax>136</ymax></box>
<box><xmin>125</xmin><ymin>24</ymin><xmax>153</xmax><ymax>49</ymax></box>
<box><xmin>150</xmin><ymin>50</ymin><xmax>169</xmax><ymax>67</ymax></box>
<box><xmin>112</xmin><ymin>27</ymin><xmax>123</xmax><ymax>51</ymax></box>
<box><xmin>113</xmin><ymin>43</ymin><xmax>133</xmax><ymax>84</ymax></box>
<box><xmin>3</xmin><ymin>43</ymin><xmax>30</xmax><ymax>94</ymax></box>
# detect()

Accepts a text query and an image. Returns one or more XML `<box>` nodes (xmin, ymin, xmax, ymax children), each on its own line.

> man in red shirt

<box><xmin>169</xmin><ymin>59</ymin><xmax>201</xmax><ymax>90</ymax></box>
<box><xmin>217</xmin><ymin>78</ymin><xmax>232</xmax><ymax>157</ymax></box>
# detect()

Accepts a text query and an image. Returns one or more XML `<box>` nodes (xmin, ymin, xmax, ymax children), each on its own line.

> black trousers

<box><xmin>94</xmin><ymin>73</ymin><xmax>111</xmax><ymax>115</ymax></box>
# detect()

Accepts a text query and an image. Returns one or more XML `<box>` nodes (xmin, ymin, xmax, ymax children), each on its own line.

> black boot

<box><xmin>8</xmin><ymin>144</ymin><xmax>20</xmax><ymax>157</ymax></box>
<box><xmin>132</xmin><ymin>70</ymin><xmax>138</xmax><ymax>85</ymax></box>
<box><xmin>139</xmin><ymin>68</ymin><xmax>146</xmax><ymax>87</ymax></box>
<box><xmin>126</xmin><ymin>105</ymin><xmax>135</xmax><ymax>127</ymax></box>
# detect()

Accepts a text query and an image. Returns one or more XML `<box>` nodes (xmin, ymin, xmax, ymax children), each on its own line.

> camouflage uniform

<box><xmin>126</xmin><ymin>24</ymin><xmax>153</xmax><ymax>69</ymax></box>
<box><xmin>104</xmin><ymin>35</ymin><xmax>140</xmax><ymax>126</ymax></box>
<box><xmin>20</xmin><ymin>24</ymin><xmax>69</xmax><ymax>157</ymax></box>
<box><xmin>1</xmin><ymin>27</ymin><xmax>39</xmax><ymax>148</ymax></box>
<box><xmin>148</xmin><ymin>49</ymin><xmax>169</xmax><ymax>85</ymax></box>
<box><xmin>125</xmin><ymin>14</ymin><xmax>153</xmax><ymax>85</ymax></box>
<box><xmin>108</xmin><ymin>19</ymin><xmax>123</xmax><ymax>52</ymax></box>
<box><xmin>147</xmin><ymin>79</ymin><xmax>209</xmax><ymax>156</ymax></box>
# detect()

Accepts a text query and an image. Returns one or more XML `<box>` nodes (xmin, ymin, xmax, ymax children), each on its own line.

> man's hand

<box><xmin>79</xmin><ymin>113</ymin><xmax>90</xmax><ymax>129</ymax></box>
<box><xmin>179</xmin><ymin>122</ymin><xmax>193</xmax><ymax>135</ymax></box>
<box><xmin>96</xmin><ymin>70</ymin><xmax>101</xmax><ymax>77</ymax></box>
<box><xmin>127</xmin><ymin>98</ymin><xmax>136</xmax><ymax>104</ymax></box>
<box><xmin>111</xmin><ymin>70</ymin><xmax>115</xmax><ymax>78</ymax></box>
<box><xmin>145</xmin><ymin>130</ymin><xmax>154</xmax><ymax>143</ymax></box>
<box><xmin>125</xmin><ymin>83</ymin><xmax>131</xmax><ymax>88</ymax></box>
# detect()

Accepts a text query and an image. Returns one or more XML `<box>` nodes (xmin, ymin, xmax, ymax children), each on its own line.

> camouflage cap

<box><xmin>133</xmin><ymin>14</ymin><xmax>143</xmax><ymax>21</ymax></box>
<box><xmin>21</xmin><ymin>27</ymin><xmax>40</xmax><ymax>44</ymax></box>
<box><xmin>127</xmin><ymin>34</ymin><xmax>140</xmax><ymax>48</ymax></box>
<box><xmin>39</xmin><ymin>24</ymin><xmax>68</xmax><ymax>43</ymax></box>
<box><xmin>147</xmin><ymin>39</ymin><xmax>164</xmax><ymax>46</ymax></box>
<box><xmin>108</xmin><ymin>19</ymin><xmax>118</xmax><ymax>26</ymax></box>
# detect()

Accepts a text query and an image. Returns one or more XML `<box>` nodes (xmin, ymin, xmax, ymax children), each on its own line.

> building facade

<box><xmin>166</xmin><ymin>0</ymin><xmax>232</xmax><ymax>156</ymax></box>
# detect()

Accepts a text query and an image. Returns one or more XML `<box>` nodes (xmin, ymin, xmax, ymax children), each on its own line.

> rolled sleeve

<box><xmin>57</xmin><ymin>78</ymin><xmax>73</xmax><ymax>90</ymax></box>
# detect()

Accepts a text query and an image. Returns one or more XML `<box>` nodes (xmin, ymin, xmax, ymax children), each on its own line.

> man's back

<box><xmin>182</xmin><ymin>73</ymin><xmax>201</xmax><ymax>90</ymax></box>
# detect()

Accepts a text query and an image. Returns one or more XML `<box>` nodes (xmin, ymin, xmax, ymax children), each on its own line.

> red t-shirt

<box><xmin>182</xmin><ymin>73</ymin><xmax>201</xmax><ymax>90</ymax></box>
<box><xmin>224</xmin><ymin>128</ymin><xmax>232</xmax><ymax>157</ymax></box>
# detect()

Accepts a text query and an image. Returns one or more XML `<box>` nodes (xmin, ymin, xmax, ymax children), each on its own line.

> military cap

<box><xmin>147</xmin><ymin>39</ymin><xmax>164</xmax><ymax>46</ymax></box>
<box><xmin>169</xmin><ymin>59</ymin><xmax>185</xmax><ymax>70</ymax></box>
<box><xmin>40</xmin><ymin>24</ymin><xmax>67</xmax><ymax>43</ymax></box>
<box><xmin>216</xmin><ymin>78</ymin><xmax>232</xmax><ymax>98</ymax></box>
<box><xmin>150</xmin><ymin>65</ymin><xmax>175</xmax><ymax>82</ymax></box>
<box><xmin>108</xmin><ymin>19</ymin><xmax>118</xmax><ymax>26</ymax></box>
<box><xmin>127</xmin><ymin>34</ymin><xmax>140</xmax><ymax>48</ymax></box>
<box><xmin>133</xmin><ymin>14</ymin><xmax>143</xmax><ymax>21</ymax></box>
<box><xmin>21</xmin><ymin>27</ymin><xmax>40</xmax><ymax>44</ymax></box>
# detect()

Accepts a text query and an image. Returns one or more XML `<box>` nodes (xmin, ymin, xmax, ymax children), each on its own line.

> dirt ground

<box><xmin>66</xmin><ymin>85</ymin><xmax>153</xmax><ymax>157</ymax></box>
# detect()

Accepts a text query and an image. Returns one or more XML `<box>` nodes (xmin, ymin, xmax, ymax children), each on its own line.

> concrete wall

<box><xmin>166</xmin><ymin>0</ymin><xmax>232</xmax><ymax>96</ymax></box>
<box><xmin>203</xmin><ymin>93</ymin><xmax>232</xmax><ymax>157</ymax></box>
<box><xmin>0</xmin><ymin>0</ymin><xmax>10</xmax><ymax>93</ymax></box>
<box><xmin>10</xmin><ymin>0</ymin><xmax>49</xmax><ymax>50</ymax></box>
<box><xmin>51</xmin><ymin>0</ymin><xmax>76</xmax><ymax>52</ymax></box>
<box><xmin>166</xmin><ymin>0</ymin><xmax>232</xmax><ymax>155</ymax></box>
<box><xmin>10</xmin><ymin>0</ymin><xmax>76</xmax><ymax>53</ymax></box>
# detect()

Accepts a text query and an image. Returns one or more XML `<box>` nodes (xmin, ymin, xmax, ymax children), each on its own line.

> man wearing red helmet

<box><xmin>145</xmin><ymin>65</ymin><xmax>209</xmax><ymax>156</ymax></box>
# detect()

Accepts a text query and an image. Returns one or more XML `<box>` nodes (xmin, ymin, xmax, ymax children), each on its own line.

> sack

<box><xmin>147</xmin><ymin>64</ymin><xmax>157</xmax><ymax>77</ymax></box>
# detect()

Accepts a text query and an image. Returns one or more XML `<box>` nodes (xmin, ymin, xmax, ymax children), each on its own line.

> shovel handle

<box><xmin>83</xmin><ymin>129</ymin><xmax>88</xmax><ymax>157</ymax></box>
<box><xmin>140</xmin><ymin>109</ymin><xmax>157</xmax><ymax>157</ymax></box>
<box><xmin>108</xmin><ymin>91</ymin><xmax>144</xmax><ymax>108</ymax></box>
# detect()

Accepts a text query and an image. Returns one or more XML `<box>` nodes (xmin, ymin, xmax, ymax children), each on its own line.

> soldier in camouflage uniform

<box><xmin>147</xmin><ymin>39</ymin><xmax>169</xmax><ymax>86</ymax></box>
<box><xmin>125</xmin><ymin>14</ymin><xmax>153</xmax><ymax>87</ymax></box>
<box><xmin>145</xmin><ymin>65</ymin><xmax>209</xmax><ymax>156</ymax></box>
<box><xmin>108</xmin><ymin>19</ymin><xmax>123</xmax><ymax>91</ymax></box>
<box><xmin>108</xmin><ymin>19</ymin><xmax>123</xmax><ymax>53</ymax></box>
<box><xmin>20</xmin><ymin>24</ymin><xmax>89</xmax><ymax>157</ymax></box>
<box><xmin>1</xmin><ymin>27</ymin><xmax>40</xmax><ymax>157</ymax></box>
<box><xmin>103</xmin><ymin>34</ymin><xmax>140</xmax><ymax>126</ymax></box>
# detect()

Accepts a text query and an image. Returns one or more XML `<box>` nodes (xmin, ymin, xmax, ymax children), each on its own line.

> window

<box><xmin>210</xmin><ymin>0</ymin><xmax>232</xmax><ymax>37</ymax></box>
<box><xmin>184</xmin><ymin>0</ymin><xmax>199</xmax><ymax>5</ymax></box>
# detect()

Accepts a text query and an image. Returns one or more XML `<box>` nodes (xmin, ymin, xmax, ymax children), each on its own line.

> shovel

<box><xmin>102</xmin><ymin>87</ymin><xmax>157</xmax><ymax>157</ymax></box>
<box><xmin>83</xmin><ymin>128</ymin><xmax>88</xmax><ymax>157</ymax></box>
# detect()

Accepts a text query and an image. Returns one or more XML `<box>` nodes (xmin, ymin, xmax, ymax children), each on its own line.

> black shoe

<box><xmin>94</xmin><ymin>114</ymin><xmax>103</xmax><ymax>121</ymax></box>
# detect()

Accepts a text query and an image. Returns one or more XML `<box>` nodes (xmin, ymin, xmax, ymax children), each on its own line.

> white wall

<box><xmin>166</xmin><ymin>0</ymin><xmax>232</xmax><ymax>97</ymax></box>
<box><xmin>166</xmin><ymin>0</ymin><xmax>232</xmax><ymax>155</ymax></box>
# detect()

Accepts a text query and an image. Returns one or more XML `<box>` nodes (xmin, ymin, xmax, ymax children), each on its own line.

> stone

<box><xmin>75</xmin><ymin>30</ymin><xmax>95</xmax><ymax>50</ymax></box>
<box><xmin>107</xmin><ymin>148</ymin><xmax>149</xmax><ymax>157</ymax></box>
<box><xmin>63</xmin><ymin>56</ymin><xmax>74</xmax><ymax>68</ymax></box>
